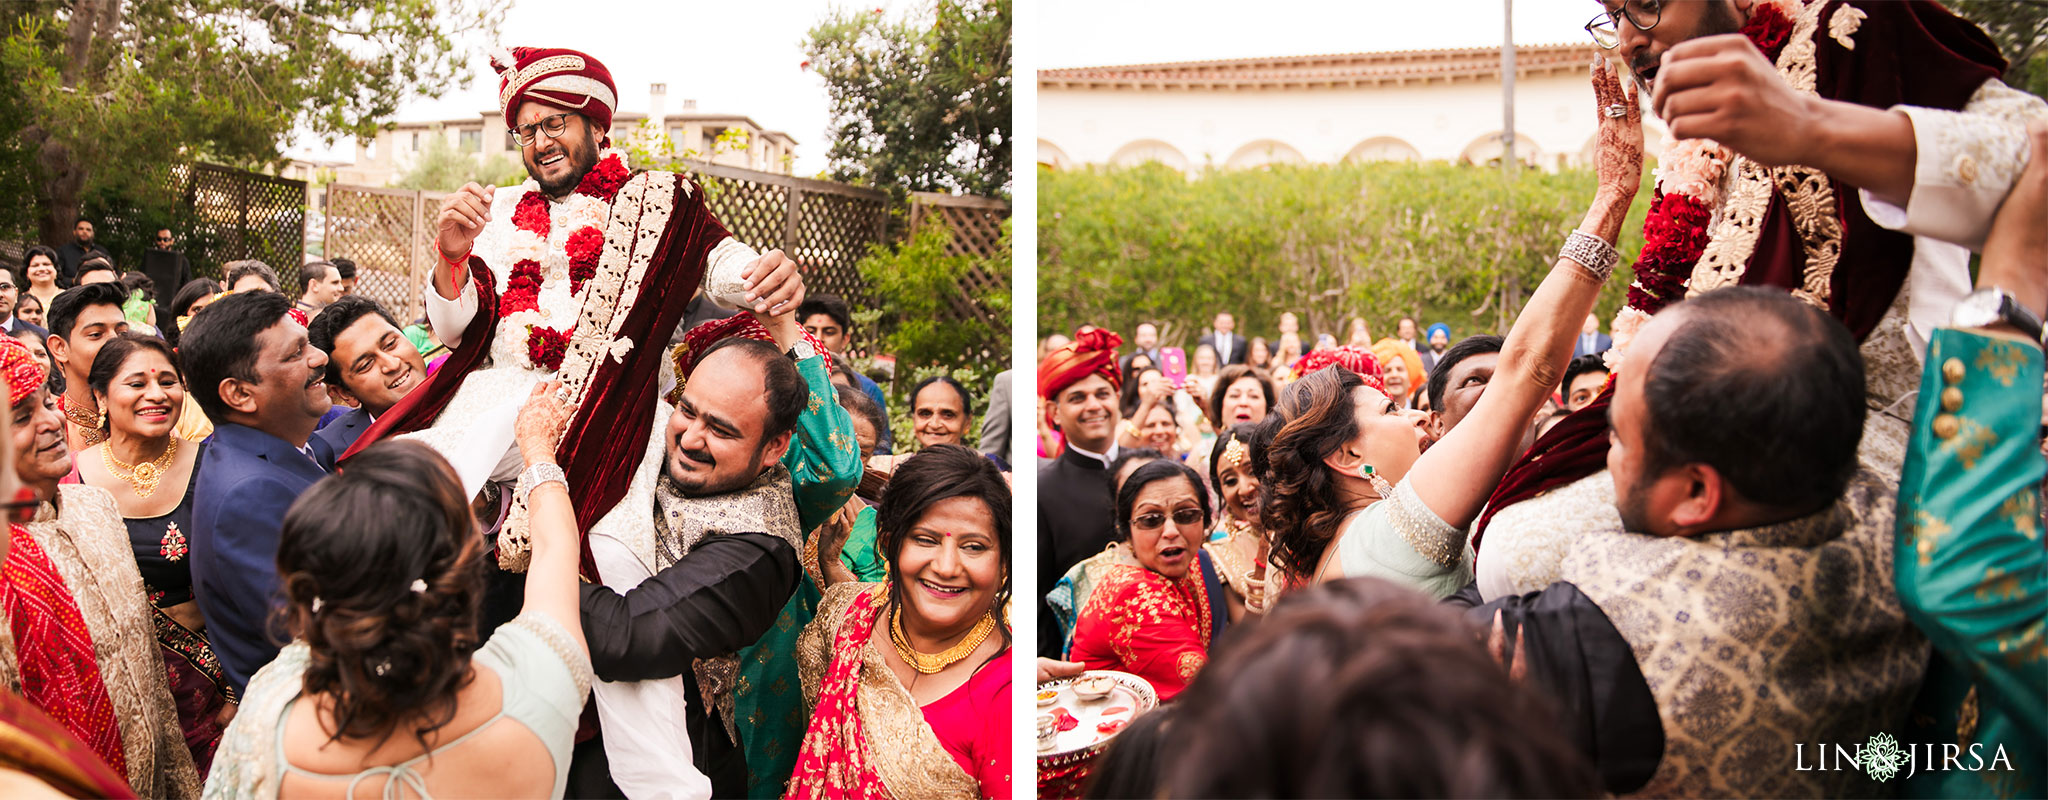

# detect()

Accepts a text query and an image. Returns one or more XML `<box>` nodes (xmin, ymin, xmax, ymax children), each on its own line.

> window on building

<box><xmin>459</xmin><ymin>129</ymin><xmax>482</xmax><ymax>153</ymax></box>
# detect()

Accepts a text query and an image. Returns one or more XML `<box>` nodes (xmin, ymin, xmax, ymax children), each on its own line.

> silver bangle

<box><xmin>520</xmin><ymin>461</ymin><xmax>568</xmax><ymax>506</ymax></box>
<box><xmin>1559</xmin><ymin>230</ymin><xmax>1619</xmax><ymax>283</ymax></box>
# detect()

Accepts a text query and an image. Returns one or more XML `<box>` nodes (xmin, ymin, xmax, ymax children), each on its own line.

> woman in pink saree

<box><xmin>787</xmin><ymin>444</ymin><xmax>1011</xmax><ymax>799</ymax></box>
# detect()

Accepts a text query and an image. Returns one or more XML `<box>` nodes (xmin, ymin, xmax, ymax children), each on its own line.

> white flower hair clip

<box><xmin>410</xmin><ymin>579</ymin><xmax>428</xmax><ymax>594</ymax></box>
<box><xmin>311</xmin><ymin>597</ymin><xmax>324</xmax><ymax>613</ymax></box>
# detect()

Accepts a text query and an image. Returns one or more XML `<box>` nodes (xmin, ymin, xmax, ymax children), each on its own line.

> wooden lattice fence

<box><xmin>0</xmin><ymin>164</ymin><xmax>308</xmax><ymax>294</ymax></box>
<box><xmin>320</xmin><ymin>162</ymin><xmax>1007</xmax><ymax>355</ymax></box>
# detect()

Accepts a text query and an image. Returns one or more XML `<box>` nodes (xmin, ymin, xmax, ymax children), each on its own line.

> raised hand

<box><xmin>1593</xmin><ymin>56</ymin><xmax>1645</xmax><ymax>205</ymax></box>
<box><xmin>743</xmin><ymin>249</ymin><xmax>806</xmax><ymax>316</ymax></box>
<box><xmin>1979</xmin><ymin>120</ymin><xmax>2048</xmax><ymax>317</ymax></box>
<box><xmin>1650</xmin><ymin>34</ymin><xmax>1811</xmax><ymax>167</ymax></box>
<box><xmin>515</xmin><ymin>380</ymin><xmax>576</xmax><ymax>468</ymax></box>
<box><xmin>436</xmin><ymin>182</ymin><xmax>496</xmax><ymax>263</ymax></box>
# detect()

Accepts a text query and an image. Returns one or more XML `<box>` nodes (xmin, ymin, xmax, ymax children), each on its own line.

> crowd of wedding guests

<box><xmin>0</xmin><ymin>228</ymin><xmax>1014</xmax><ymax>798</ymax></box>
<box><xmin>1036</xmin><ymin>69</ymin><xmax>2048</xmax><ymax>800</ymax></box>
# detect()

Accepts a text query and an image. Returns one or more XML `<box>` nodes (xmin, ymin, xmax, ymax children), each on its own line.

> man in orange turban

<box><xmin>1036</xmin><ymin>327</ymin><xmax>1125</xmax><ymax>657</ymax></box>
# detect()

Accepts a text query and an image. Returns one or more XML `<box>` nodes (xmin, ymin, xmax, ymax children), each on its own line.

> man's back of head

<box><xmin>1621</xmin><ymin>286</ymin><xmax>1866</xmax><ymax>533</ymax></box>
<box><xmin>225</xmin><ymin>260</ymin><xmax>282</xmax><ymax>294</ymax></box>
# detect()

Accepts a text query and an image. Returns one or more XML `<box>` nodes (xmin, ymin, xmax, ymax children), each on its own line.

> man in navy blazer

<box><xmin>185</xmin><ymin>291</ymin><xmax>336</xmax><ymax>694</ymax></box>
<box><xmin>1572</xmin><ymin>312</ymin><xmax>1614</xmax><ymax>358</ymax></box>
<box><xmin>306</xmin><ymin>295</ymin><xmax>431</xmax><ymax>455</ymax></box>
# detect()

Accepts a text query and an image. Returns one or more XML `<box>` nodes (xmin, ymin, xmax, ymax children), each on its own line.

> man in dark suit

<box><xmin>1199</xmin><ymin>311</ymin><xmax>1248</xmax><ymax>366</ymax></box>
<box><xmin>53</xmin><ymin>219</ymin><xmax>109</xmax><ymax>287</ymax></box>
<box><xmin>306</xmin><ymin>295</ymin><xmax>431</xmax><ymax>454</ymax></box>
<box><xmin>1119</xmin><ymin>322</ymin><xmax>1162</xmax><ymax>373</ymax></box>
<box><xmin>1037</xmin><ymin>329</ymin><xmax>1124</xmax><ymax>658</ymax></box>
<box><xmin>0</xmin><ymin>268</ymin><xmax>47</xmax><ymax>339</ymax></box>
<box><xmin>185</xmin><ymin>290</ymin><xmax>336</xmax><ymax>694</ymax></box>
<box><xmin>1573</xmin><ymin>313</ymin><xmax>1614</xmax><ymax>358</ymax></box>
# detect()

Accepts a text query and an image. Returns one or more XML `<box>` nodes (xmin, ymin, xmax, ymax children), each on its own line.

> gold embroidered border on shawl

<box><xmin>797</xmin><ymin>583</ymin><xmax>980</xmax><ymax>799</ymax></box>
<box><xmin>1689</xmin><ymin>0</ymin><xmax>1846</xmax><ymax>310</ymax></box>
<box><xmin>0</xmin><ymin>485</ymin><xmax>201</xmax><ymax>798</ymax></box>
<box><xmin>1559</xmin><ymin>469</ymin><xmax>1928</xmax><ymax>798</ymax></box>
<box><xmin>499</xmin><ymin>170</ymin><xmax>676</xmax><ymax>573</ymax></box>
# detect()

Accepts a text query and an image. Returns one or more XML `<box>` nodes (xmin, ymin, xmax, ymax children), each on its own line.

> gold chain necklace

<box><xmin>890</xmin><ymin>606</ymin><xmax>995</xmax><ymax>675</ymax></box>
<box><xmin>103</xmin><ymin>437</ymin><xmax>179</xmax><ymax>498</ymax></box>
<box><xmin>59</xmin><ymin>396</ymin><xmax>106</xmax><ymax>447</ymax></box>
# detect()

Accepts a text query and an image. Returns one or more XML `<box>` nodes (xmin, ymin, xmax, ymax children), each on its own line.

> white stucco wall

<box><xmin>1041</xmin><ymin>71</ymin><xmax>1668</xmax><ymax>171</ymax></box>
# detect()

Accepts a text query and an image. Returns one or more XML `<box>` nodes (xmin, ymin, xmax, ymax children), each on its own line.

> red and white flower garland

<box><xmin>1608</xmin><ymin>0</ymin><xmax>1795</xmax><ymax>366</ymax></box>
<box><xmin>500</xmin><ymin>149</ymin><xmax>633</xmax><ymax>371</ymax></box>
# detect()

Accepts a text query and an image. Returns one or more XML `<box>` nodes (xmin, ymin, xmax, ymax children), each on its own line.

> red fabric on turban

<box><xmin>0</xmin><ymin>337</ymin><xmax>47</xmax><ymax>407</ymax></box>
<box><xmin>491</xmin><ymin>46</ymin><xmax>619</xmax><ymax>136</ymax></box>
<box><xmin>1291</xmin><ymin>345</ymin><xmax>1383</xmax><ymax>392</ymax></box>
<box><xmin>1037</xmin><ymin>327</ymin><xmax>1123</xmax><ymax>402</ymax></box>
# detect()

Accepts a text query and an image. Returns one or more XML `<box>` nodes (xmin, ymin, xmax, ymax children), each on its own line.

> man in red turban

<box><xmin>342</xmin><ymin>44</ymin><xmax>809</xmax><ymax>797</ymax></box>
<box><xmin>1035</xmin><ymin>327</ymin><xmax>1125</xmax><ymax>658</ymax></box>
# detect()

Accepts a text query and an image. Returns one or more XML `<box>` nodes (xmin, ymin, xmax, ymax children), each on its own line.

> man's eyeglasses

<box><xmin>1586</xmin><ymin>1</ymin><xmax>1663</xmax><ymax>49</ymax></box>
<box><xmin>1131</xmin><ymin>507</ymin><xmax>1205</xmax><ymax>531</ymax></box>
<box><xmin>510</xmin><ymin>112</ymin><xmax>579</xmax><ymax>148</ymax></box>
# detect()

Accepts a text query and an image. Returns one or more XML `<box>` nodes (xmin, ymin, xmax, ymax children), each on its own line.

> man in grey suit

<box><xmin>1572</xmin><ymin>313</ymin><xmax>1614</xmax><ymax>358</ymax></box>
<box><xmin>1199</xmin><ymin>311</ymin><xmax>1248</xmax><ymax>366</ymax></box>
<box><xmin>978</xmin><ymin>368</ymin><xmax>1012</xmax><ymax>470</ymax></box>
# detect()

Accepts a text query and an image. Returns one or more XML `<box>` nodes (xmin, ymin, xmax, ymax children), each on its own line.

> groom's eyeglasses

<box><xmin>1586</xmin><ymin>1</ymin><xmax>1663</xmax><ymax>49</ymax></box>
<box><xmin>511</xmin><ymin>113</ymin><xmax>579</xmax><ymax>148</ymax></box>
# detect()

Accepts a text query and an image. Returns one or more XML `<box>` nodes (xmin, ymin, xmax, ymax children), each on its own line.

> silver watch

<box><xmin>787</xmin><ymin>340</ymin><xmax>817</xmax><ymax>362</ymax></box>
<box><xmin>1951</xmin><ymin>288</ymin><xmax>2043</xmax><ymax>342</ymax></box>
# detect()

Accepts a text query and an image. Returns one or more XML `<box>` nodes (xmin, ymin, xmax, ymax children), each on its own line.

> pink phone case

<box><xmin>1161</xmin><ymin>347</ymin><xmax>1188</xmax><ymax>387</ymax></box>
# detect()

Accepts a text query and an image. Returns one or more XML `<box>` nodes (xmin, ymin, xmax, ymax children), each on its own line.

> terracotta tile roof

<box><xmin>1040</xmin><ymin>43</ymin><xmax>1599</xmax><ymax>90</ymax></box>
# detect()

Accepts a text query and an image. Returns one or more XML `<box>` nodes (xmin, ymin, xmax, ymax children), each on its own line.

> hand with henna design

<box><xmin>1588</xmin><ymin>57</ymin><xmax>1646</xmax><ymax>242</ymax></box>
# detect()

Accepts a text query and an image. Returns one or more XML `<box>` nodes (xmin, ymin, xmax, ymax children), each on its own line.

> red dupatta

<box><xmin>2</xmin><ymin>523</ymin><xmax>126</xmax><ymax>781</ymax></box>
<box><xmin>786</xmin><ymin>589</ymin><xmax>892</xmax><ymax>800</ymax></box>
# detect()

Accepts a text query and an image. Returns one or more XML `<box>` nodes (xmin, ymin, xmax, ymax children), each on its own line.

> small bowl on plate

<box><xmin>1072</xmin><ymin>674</ymin><xmax>1115</xmax><ymax>702</ymax></box>
<box><xmin>1035</xmin><ymin>688</ymin><xmax>1060</xmax><ymax>707</ymax></box>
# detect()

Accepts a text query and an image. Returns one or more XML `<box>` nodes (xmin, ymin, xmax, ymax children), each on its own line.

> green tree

<box><xmin>1950</xmin><ymin>0</ymin><xmax>2048</xmax><ymax>100</ymax></box>
<box><xmin>802</xmin><ymin>0</ymin><xmax>1011</xmax><ymax>201</ymax></box>
<box><xmin>1</xmin><ymin>0</ymin><xmax>506</xmax><ymax>246</ymax></box>
<box><xmin>394</xmin><ymin>125</ymin><xmax>524</xmax><ymax>191</ymax></box>
<box><xmin>1038</xmin><ymin>161</ymin><xmax>1652</xmax><ymax>347</ymax></box>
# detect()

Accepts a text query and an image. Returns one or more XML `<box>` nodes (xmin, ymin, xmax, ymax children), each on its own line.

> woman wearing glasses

<box><xmin>1068</xmin><ymin>459</ymin><xmax>1220</xmax><ymax>702</ymax></box>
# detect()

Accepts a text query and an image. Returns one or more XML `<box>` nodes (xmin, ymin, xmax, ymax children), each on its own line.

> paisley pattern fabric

<box><xmin>787</xmin><ymin>584</ymin><xmax>985</xmax><ymax>800</ymax></box>
<box><xmin>0</xmin><ymin>485</ymin><xmax>200</xmax><ymax>797</ymax></box>
<box><xmin>1562</xmin><ymin>468</ymin><xmax>1926</xmax><ymax>797</ymax></box>
<box><xmin>1070</xmin><ymin>561</ymin><xmax>1212</xmax><ymax>702</ymax></box>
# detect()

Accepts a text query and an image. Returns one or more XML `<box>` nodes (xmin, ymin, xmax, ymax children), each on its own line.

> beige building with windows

<box><xmin>1039</xmin><ymin>43</ymin><xmax>1666</xmax><ymax>172</ymax></box>
<box><xmin>344</xmin><ymin>82</ymin><xmax>798</xmax><ymax>186</ymax></box>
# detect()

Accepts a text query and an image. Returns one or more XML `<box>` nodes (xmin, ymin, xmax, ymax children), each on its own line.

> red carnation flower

<box><xmin>566</xmin><ymin>226</ymin><xmax>604</xmax><ymax>293</ymax></box>
<box><xmin>500</xmin><ymin>292</ymin><xmax>539</xmax><ymax>316</ymax></box>
<box><xmin>527</xmin><ymin>325</ymin><xmax>572</xmax><ymax>372</ymax></box>
<box><xmin>512</xmin><ymin>192</ymin><xmax>551</xmax><ymax>236</ymax></box>
<box><xmin>1742</xmin><ymin>2</ymin><xmax>1793</xmax><ymax>62</ymax></box>
<box><xmin>575</xmin><ymin>155</ymin><xmax>630</xmax><ymax>203</ymax></box>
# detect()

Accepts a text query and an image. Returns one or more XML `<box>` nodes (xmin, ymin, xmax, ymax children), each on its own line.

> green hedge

<box><xmin>1038</xmin><ymin>161</ymin><xmax>1654</xmax><ymax>347</ymax></box>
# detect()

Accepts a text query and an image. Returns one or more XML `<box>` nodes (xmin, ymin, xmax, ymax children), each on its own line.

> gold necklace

<box><xmin>103</xmin><ymin>437</ymin><xmax>179</xmax><ymax>498</ymax></box>
<box><xmin>890</xmin><ymin>606</ymin><xmax>995</xmax><ymax>675</ymax></box>
<box><xmin>59</xmin><ymin>396</ymin><xmax>106</xmax><ymax>447</ymax></box>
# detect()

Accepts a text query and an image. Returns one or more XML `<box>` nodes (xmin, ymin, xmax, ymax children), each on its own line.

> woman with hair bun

<box><xmin>203</xmin><ymin>381</ymin><xmax>591</xmax><ymax>799</ymax></box>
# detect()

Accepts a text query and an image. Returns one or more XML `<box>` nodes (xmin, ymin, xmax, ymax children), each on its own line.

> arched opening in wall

<box><xmin>1225</xmin><ymin>139</ymin><xmax>1306</xmax><ymax>170</ymax></box>
<box><xmin>1038</xmin><ymin>139</ymin><xmax>1072</xmax><ymax>170</ymax></box>
<box><xmin>1108</xmin><ymin>139</ymin><xmax>1192</xmax><ymax>172</ymax></box>
<box><xmin>1459</xmin><ymin>132</ymin><xmax>1544</xmax><ymax>168</ymax></box>
<box><xmin>1344</xmin><ymin>137</ymin><xmax>1422</xmax><ymax>164</ymax></box>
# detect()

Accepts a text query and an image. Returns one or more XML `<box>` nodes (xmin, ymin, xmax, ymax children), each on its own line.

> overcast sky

<box><xmin>1034</xmin><ymin>0</ymin><xmax>1600</xmax><ymax>68</ymax></box>
<box><xmin>286</xmin><ymin>0</ymin><xmax>928</xmax><ymax>176</ymax></box>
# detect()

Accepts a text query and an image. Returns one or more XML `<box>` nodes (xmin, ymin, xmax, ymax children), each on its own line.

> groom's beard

<box><xmin>526</xmin><ymin>130</ymin><xmax>601</xmax><ymax>198</ymax></box>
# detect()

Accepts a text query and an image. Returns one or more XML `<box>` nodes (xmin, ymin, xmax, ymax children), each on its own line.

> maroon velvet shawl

<box><xmin>343</xmin><ymin>174</ymin><xmax>731</xmax><ymax>581</ymax></box>
<box><xmin>1475</xmin><ymin>1</ymin><xmax>2005</xmax><ymax>549</ymax></box>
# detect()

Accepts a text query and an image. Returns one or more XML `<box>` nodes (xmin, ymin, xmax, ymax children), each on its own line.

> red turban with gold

<box><xmin>0</xmin><ymin>337</ymin><xmax>46</xmax><ymax>407</ymax></box>
<box><xmin>1037</xmin><ymin>327</ymin><xmax>1123</xmax><ymax>402</ymax></box>
<box><xmin>1292</xmin><ymin>345</ymin><xmax>1383</xmax><ymax>392</ymax></box>
<box><xmin>490</xmin><ymin>46</ymin><xmax>619</xmax><ymax>137</ymax></box>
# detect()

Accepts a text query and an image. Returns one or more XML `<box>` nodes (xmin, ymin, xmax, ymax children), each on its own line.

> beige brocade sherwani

<box><xmin>0</xmin><ymin>484</ymin><xmax>201</xmax><ymax>798</ymax></box>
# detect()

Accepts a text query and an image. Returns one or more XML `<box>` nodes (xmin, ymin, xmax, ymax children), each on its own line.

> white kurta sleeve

<box><xmin>587</xmin><ymin>532</ymin><xmax>714</xmax><ymax>800</ymax></box>
<box><xmin>424</xmin><ymin>267</ymin><xmax>480</xmax><ymax>350</ymax></box>
<box><xmin>701</xmin><ymin>237</ymin><xmax>760</xmax><ymax>311</ymax></box>
<box><xmin>1858</xmin><ymin>79</ymin><xmax>2048</xmax><ymax>251</ymax></box>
